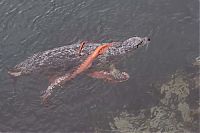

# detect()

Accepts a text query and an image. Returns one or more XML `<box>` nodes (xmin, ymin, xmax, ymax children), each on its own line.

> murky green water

<box><xmin>0</xmin><ymin>0</ymin><xmax>199</xmax><ymax>132</ymax></box>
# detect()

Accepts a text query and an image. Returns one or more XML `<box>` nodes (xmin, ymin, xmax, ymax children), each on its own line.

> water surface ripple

<box><xmin>0</xmin><ymin>0</ymin><xmax>198</xmax><ymax>132</ymax></box>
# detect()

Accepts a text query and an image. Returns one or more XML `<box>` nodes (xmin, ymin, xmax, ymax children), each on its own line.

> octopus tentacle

<box><xmin>78</xmin><ymin>41</ymin><xmax>88</xmax><ymax>56</ymax></box>
<box><xmin>41</xmin><ymin>43</ymin><xmax>112</xmax><ymax>103</ymax></box>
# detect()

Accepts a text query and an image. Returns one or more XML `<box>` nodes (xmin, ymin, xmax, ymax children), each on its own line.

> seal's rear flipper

<box><xmin>7</xmin><ymin>68</ymin><xmax>22</xmax><ymax>77</ymax></box>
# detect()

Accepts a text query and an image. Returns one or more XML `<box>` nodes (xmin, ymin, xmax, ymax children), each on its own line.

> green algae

<box><xmin>111</xmin><ymin>112</ymin><xmax>134</xmax><ymax>131</ymax></box>
<box><xmin>109</xmin><ymin>107</ymin><xmax>185</xmax><ymax>132</ymax></box>
<box><xmin>109</xmin><ymin>111</ymin><xmax>149</xmax><ymax>133</ymax></box>
<box><xmin>160</xmin><ymin>72</ymin><xmax>189</xmax><ymax>106</ymax></box>
<box><xmin>110</xmin><ymin>70</ymin><xmax>199</xmax><ymax>133</ymax></box>
<box><xmin>149</xmin><ymin>106</ymin><xmax>179</xmax><ymax>131</ymax></box>
<box><xmin>178</xmin><ymin>102</ymin><xmax>192</xmax><ymax>123</ymax></box>
<box><xmin>193</xmin><ymin>56</ymin><xmax>200</xmax><ymax>66</ymax></box>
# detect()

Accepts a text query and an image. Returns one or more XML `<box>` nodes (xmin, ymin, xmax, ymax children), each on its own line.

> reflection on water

<box><xmin>0</xmin><ymin>0</ymin><xmax>198</xmax><ymax>132</ymax></box>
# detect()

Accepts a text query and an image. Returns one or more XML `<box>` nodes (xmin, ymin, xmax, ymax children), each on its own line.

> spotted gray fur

<box><xmin>8</xmin><ymin>37</ymin><xmax>150</xmax><ymax>77</ymax></box>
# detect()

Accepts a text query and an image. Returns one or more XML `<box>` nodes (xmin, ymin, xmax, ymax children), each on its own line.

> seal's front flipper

<box><xmin>87</xmin><ymin>65</ymin><xmax>129</xmax><ymax>83</ymax></box>
<box><xmin>109</xmin><ymin>64</ymin><xmax>130</xmax><ymax>82</ymax></box>
<box><xmin>88</xmin><ymin>71</ymin><xmax>113</xmax><ymax>81</ymax></box>
<box><xmin>88</xmin><ymin>70</ymin><xmax>129</xmax><ymax>83</ymax></box>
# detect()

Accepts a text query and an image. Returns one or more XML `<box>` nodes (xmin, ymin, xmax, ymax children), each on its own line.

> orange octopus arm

<box><xmin>78</xmin><ymin>41</ymin><xmax>87</xmax><ymax>55</ymax></box>
<box><xmin>41</xmin><ymin>43</ymin><xmax>112</xmax><ymax>103</ymax></box>
<box><xmin>68</xmin><ymin>43</ymin><xmax>112</xmax><ymax>80</ymax></box>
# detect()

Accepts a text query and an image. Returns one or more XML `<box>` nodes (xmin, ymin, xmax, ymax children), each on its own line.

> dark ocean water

<box><xmin>0</xmin><ymin>0</ymin><xmax>199</xmax><ymax>132</ymax></box>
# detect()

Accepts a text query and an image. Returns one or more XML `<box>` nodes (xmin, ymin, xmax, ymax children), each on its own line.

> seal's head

<box><xmin>121</xmin><ymin>37</ymin><xmax>150</xmax><ymax>51</ymax></box>
<box><xmin>106</xmin><ymin>36</ymin><xmax>150</xmax><ymax>56</ymax></box>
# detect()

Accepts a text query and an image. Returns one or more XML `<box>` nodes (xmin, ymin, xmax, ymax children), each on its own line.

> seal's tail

<box><xmin>7</xmin><ymin>68</ymin><xmax>22</xmax><ymax>77</ymax></box>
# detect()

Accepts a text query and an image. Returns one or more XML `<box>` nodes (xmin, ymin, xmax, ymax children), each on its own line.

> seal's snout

<box><xmin>144</xmin><ymin>37</ymin><xmax>150</xmax><ymax>51</ymax></box>
<box><xmin>144</xmin><ymin>37</ymin><xmax>150</xmax><ymax>42</ymax></box>
<box><xmin>143</xmin><ymin>37</ymin><xmax>151</xmax><ymax>46</ymax></box>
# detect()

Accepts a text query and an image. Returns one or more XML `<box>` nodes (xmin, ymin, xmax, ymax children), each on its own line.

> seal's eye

<box><xmin>148</xmin><ymin>38</ymin><xmax>150</xmax><ymax>41</ymax></box>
